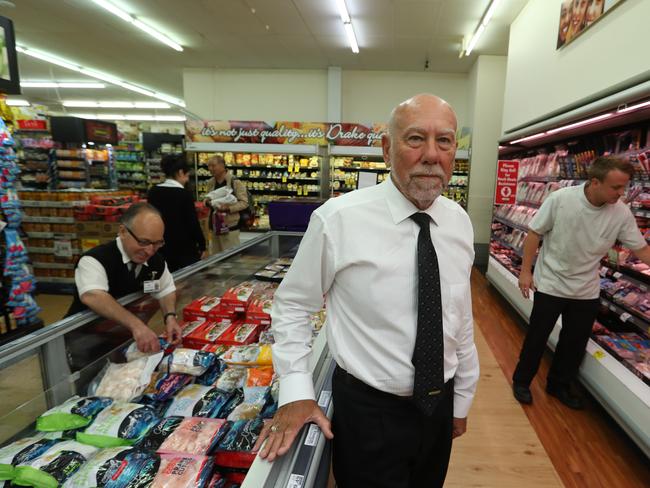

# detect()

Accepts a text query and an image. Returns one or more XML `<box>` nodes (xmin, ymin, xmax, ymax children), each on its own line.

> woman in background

<box><xmin>147</xmin><ymin>154</ymin><xmax>206</xmax><ymax>272</ymax></box>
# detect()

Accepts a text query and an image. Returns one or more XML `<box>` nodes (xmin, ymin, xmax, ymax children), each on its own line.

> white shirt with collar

<box><xmin>75</xmin><ymin>236</ymin><xmax>175</xmax><ymax>300</ymax></box>
<box><xmin>158</xmin><ymin>179</ymin><xmax>185</xmax><ymax>189</ymax></box>
<box><xmin>271</xmin><ymin>176</ymin><xmax>479</xmax><ymax>418</ymax></box>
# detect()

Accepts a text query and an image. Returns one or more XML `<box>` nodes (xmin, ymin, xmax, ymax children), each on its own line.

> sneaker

<box><xmin>512</xmin><ymin>383</ymin><xmax>533</xmax><ymax>404</ymax></box>
<box><xmin>546</xmin><ymin>384</ymin><xmax>583</xmax><ymax>410</ymax></box>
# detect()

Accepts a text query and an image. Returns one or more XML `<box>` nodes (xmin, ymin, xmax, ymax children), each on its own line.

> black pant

<box><xmin>513</xmin><ymin>291</ymin><xmax>599</xmax><ymax>389</ymax></box>
<box><xmin>332</xmin><ymin>366</ymin><xmax>454</xmax><ymax>488</ymax></box>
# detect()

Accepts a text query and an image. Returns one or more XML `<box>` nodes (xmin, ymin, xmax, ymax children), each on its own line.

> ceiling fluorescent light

<box><xmin>5</xmin><ymin>99</ymin><xmax>30</xmax><ymax>106</ymax></box>
<box><xmin>335</xmin><ymin>0</ymin><xmax>351</xmax><ymax>23</ymax></box>
<box><xmin>464</xmin><ymin>0</ymin><xmax>500</xmax><ymax>56</ymax></box>
<box><xmin>154</xmin><ymin>115</ymin><xmax>186</xmax><ymax>122</ymax></box>
<box><xmin>134</xmin><ymin>101</ymin><xmax>170</xmax><ymax>109</ymax></box>
<box><xmin>510</xmin><ymin>132</ymin><xmax>548</xmax><ymax>144</ymax></box>
<box><xmin>546</xmin><ymin>113</ymin><xmax>613</xmax><ymax>134</ymax></box>
<box><xmin>343</xmin><ymin>23</ymin><xmax>359</xmax><ymax>54</ymax></box>
<box><xmin>92</xmin><ymin>0</ymin><xmax>183</xmax><ymax>52</ymax></box>
<box><xmin>21</xmin><ymin>81</ymin><xmax>106</xmax><ymax>88</ymax></box>
<box><xmin>70</xmin><ymin>113</ymin><xmax>185</xmax><ymax>122</ymax></box>
<box><xmin>617</xmin><ymin>100</ymin><xmax>650</xmax><ymax>113</ymax></box>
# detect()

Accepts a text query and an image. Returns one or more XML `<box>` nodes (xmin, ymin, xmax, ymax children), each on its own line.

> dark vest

<box><xmin>66</xmin><ymin>240</ymin><xmax>167</xmax><ymax>316</ymax></box>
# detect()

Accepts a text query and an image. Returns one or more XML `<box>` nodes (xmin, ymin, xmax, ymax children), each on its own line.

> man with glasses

<box><xmin>66</xmin><ymin>203</ymin><xmax>182</xmax><ymax>366</ymax></box>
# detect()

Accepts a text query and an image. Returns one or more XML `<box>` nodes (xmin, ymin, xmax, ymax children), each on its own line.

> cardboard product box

<box><xmin>216</xmin><ymin>322</ymin><xmax>261</xmax><ymax>346</ymax></box>
<box><xmin>183</xmin><ymin>319</ymin><xmax>236</xmax><ymax>349</ymax></box>
<box><xmin>183</xmin><ymin>296</ymin><xmax>232</xmax><ymax>322</ymax></box>
<box><xmin>75</xmin><ymin>221</ymin><xmax>104</xmax><ymax>236</ymax></box>
<box><xmin>179</xmin><ymin>317</ymin><xmax>207</xmax><ymax>339</ymax></box>
<box><xmin>221</xmin><ymin>281</ymin><xmax>257</xmax><ymax>313</ymax></box>
<box><xmin>246</xmin><ymin>296</ymin><xmax>273</xmax><ymax>326</ymax></box>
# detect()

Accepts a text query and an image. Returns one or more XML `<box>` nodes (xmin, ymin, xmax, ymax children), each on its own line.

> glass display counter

<box><xmin>0</xmin><ymin>231</ymin><xmax>334</xmax><ymax>488</ymax></box>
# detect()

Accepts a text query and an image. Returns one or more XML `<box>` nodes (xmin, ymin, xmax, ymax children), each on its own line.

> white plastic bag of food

<box><xmin>91</xmin><ymin>352</ymin><xmax>163</xmax><ymax>402</ymax></box>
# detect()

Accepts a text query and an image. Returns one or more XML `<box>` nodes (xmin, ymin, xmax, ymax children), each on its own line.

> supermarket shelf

<box><xmin>447</xmin><ymin>183</ymin><xmax>468</xmax><ymax>188</ymax></box>
<box><xmin>26</xmin><ymin>232</ymin><xmax>77</xmax><ymax>239</ymax></box>
<box><xmin>28</xmin><ymin>246</ymin><xmax>81</xmax><ymax>254</ymax></box>
<box><xmin>115</xmin><ymin>159</ymin><xmax>144</xmax><ymax>163</ymax></box>
<box><xmin>35</xmin><ymin>277</ymin><xmax>75</xmax><ymax>284</ymax></box>
<box><xmin>601</xmin><ymin>261</ymin><xmax>650</xmax><ymax>288</ymax></box>
<box><xmin>329</xmin><ymin>145</ymin><xmax>383</xmax><ymax>157</ymax></box>
<box><xmin>228</xmin><ymin>164</ymin><xmax>317</xmax><ymax>171</ymax></box>
<box><xmin>187</xmin><ymin>142</ymin><xmax>320</xmax><ymax>154</ymax></box>
<box><xmin>115</xmin><ymin>168</ymin><xmax>146</xmax><ymax>173</ymax></box>
<box><xmin>493</xmin><ymin>216</ymin><xmax>530</xmax><ymax>233</ymax></box>
<box><xmin>21</xmin><ymin>200</ymin><xmax>87</xmax><ymax>208</ymax></box>
<box><xmin>334</xmin><ymin>166</ymin><xmax>389</xmax><ymax>173</ymax></box>
<box><xmin>22</xmin><ymin>216</ymin><xmax>75</xmax><ymax>223</ymax></box>
<box><xmin>237</xmin><ymin>176</ymin><xmax>320</xmax><ymax>182</ymax></box>
<box><xmin>486</xmin><ymin>257</ymin><xmax>650</xmax><ymax>458</ymax></box>
<box><xmin>519</xmin><ymin>175</ymin><xmax>560</xmax><ymax>182</ymax></box>
<box><xmin>492</xmin><ymin>238</ymin><xmax>524</xmax><ymax>257</ymax></box>
<box><xmin>599</xmin><ymin>295</ymin><xmax>650</xmax><ymax>336</ymax></box>
<box><xmin>453</xmin><ymin>171</ymin><xmax>469</xmax><ymax>176</ymax></box>
<box><xmin>249</xmin><ymin>189</ymin><xmax>320</xmax><ymax>196</ymax></box>
<box><xmin>32</xmin><ymin>262</ymin><xmax>76</xmax><ymax>269</ymax></box>
<box><xmin>632</xmin><ymin>208</ymin><xmax>650</xmax><ymax>218</ymax></box>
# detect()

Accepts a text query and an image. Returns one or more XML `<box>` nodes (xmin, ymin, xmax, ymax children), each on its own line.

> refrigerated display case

<box><xmin>486</xmin><ymin>89</ymin><xmax>650</xmax><ymax>457</ymax></box>
<box><xmin>0</xmin><ymin>231</ymin><xmax>334</xmax><ymax>488</ymax></box>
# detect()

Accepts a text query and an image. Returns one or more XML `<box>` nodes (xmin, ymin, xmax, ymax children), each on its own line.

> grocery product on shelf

<box><xmin>114</xmin><ymin>144</ymin><xmax>147</xmax><ymax>193</ymax></box>
<box><xmin>14</xmin><ymin>127</ymin><xmax>54</xmax><ymax>189</ymax></box>
<box><xmin>196</xmin><ymin>151</ymin><xmax>322</xmax><ymax>230</ymax></box>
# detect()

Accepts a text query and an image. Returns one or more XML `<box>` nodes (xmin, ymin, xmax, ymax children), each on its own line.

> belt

<box><xmin>334</xmin><ymin>365</ymin><xmax>453</xmax><ymax>401</ymax></box>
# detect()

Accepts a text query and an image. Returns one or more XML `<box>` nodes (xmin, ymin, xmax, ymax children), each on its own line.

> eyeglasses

<box><xmin>125</xmin><ymin>226</ymin><xmax>165</xmax><ymax>249</ymax></box>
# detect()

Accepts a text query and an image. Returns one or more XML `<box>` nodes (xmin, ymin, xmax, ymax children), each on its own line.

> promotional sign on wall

<box><xmin>557</xmin><ymin>0</ymin><xmax>626</xmax><ymax>49</ymax></box>
<box><xmin>185</xmin><ymin>120</ymin><xmax>387</xmax><ymax>148</ymax></box>
<box><xmin>495</xmin><ymin>160</ymin><xmax>519</xmax><ymax>205</ymax></box>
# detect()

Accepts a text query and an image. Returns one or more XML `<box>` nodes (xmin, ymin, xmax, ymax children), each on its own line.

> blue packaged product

<box><xmin>37</xmin><ymin>396</ymin><xmax>113</xmax><ymax>432</ymax></box>
<box><xmin>0</xmin><ymin>436</ymin><xmax>61</xmax><ymax>481</ymax></box>
<box><xmin>76</xmin><ymin>402</ymin><xmax>159</xmax><ymax>448</ymax></box>
<box><xmin>165</xmin><ymin>385</ymin><xmax>233</xmax><ymax>418</ymax></box>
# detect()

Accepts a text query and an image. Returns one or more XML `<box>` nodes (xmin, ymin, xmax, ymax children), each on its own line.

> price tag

<box><xmin>53</xmin><ymin>239</ymin><xmax>72</xmax><ymax>257</ymax></box>
<box><xmin>619</xmin><ymin>312</ymin><xmax>632</xmax><ymax>323</ymax></box>
<box><xmin>286</xmin><ymin>474</ymin><xmax>304</xmax><ymax>488</ymax></box>
<box><xmin>592</xmin><ymin>350</ymin><xmax>606</xmax><ymax>361</ymax></box>
<box><xmin>318</xmin><ymin>390</ymin><xmax>332</xmax><ymax>409</ymax></box>
<box><xmin>304</xmin><ymin>424</ymin><xmax>320</xmax><ymax>447</ymax></box>
<box><xmin>613</xmin><ymin>272</ymin><xmax>622</xmax><ymax>279</ymax></box>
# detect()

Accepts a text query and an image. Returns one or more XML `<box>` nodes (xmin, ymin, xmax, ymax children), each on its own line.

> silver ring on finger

<box><xmin>270</xmin><ymin>424</ymin><xmax>280</xmax><ymax>433</ymax></box>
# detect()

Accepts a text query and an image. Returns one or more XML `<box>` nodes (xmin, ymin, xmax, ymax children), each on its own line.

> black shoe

<box><xmin>513</xmin><ymin>383</ymin><xmax>533</xmax><ymax>404</ymax></box>
<box><xmin>546</xmin><ymin>385</ymin><xmax>583</xmax><ymax>410</ymax></box>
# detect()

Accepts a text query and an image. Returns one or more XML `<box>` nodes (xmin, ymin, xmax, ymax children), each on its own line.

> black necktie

<box><xmin>410</xmin><ymin>212</ymin><xmax>445</xmax><ymax>415</ymax></box>
<box><xmin>128</xmin><ymin>262</ymin><xmax>138</xmax><ymax>281</ymax></box>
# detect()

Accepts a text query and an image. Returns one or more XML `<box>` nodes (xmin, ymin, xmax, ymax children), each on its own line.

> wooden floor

<box><xmin>472</xmin><ymin>268</ymin><xmax>650</xmax><ymax>488</ymax></box>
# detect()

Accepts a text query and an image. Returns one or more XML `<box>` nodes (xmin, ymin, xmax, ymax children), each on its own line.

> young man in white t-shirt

<box><xmin>513</xmin><ymin>156</ymin><xmax>650</xmax><ymax>409</ymax></box>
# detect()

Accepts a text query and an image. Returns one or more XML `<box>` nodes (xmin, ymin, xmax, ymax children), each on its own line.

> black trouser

<box><xmin>332</xmin><ymin>365</ymin><xmax>454</xmax><ymax>488</ymax></box>
<box><xmin>513</xmin><ymin>291</ymin><xmax>599</xmax><ymax>389</ymax></box>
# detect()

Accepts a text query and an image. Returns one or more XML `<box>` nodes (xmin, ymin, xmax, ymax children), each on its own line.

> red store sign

<box><xmin>17</xmin><ymin>119</ymin><xmax>48</xmax><ymax>131</ymax></box>
<box><xmin>495</xmin><ymin>160</ymin><xmax>519</xmax><ymax>204</ymax></box>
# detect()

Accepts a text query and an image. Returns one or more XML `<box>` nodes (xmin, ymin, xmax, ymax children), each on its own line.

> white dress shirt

<box><xmin>75</xmin><ymin>237</ymin><xmax>175</xmax><ymax>300</ymax></box>
<box><xmin>271</xmin><ymin>177</ymin><xmax>480</xmax><ymax>418</ymax></box>
<box><xmin>158</xmin><ymin>179</ymin><xmax>185</xmax><ymax>189</ymax></box>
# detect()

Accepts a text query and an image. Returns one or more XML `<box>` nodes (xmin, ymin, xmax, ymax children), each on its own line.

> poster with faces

<box><xmin>556</xmin><ymin>0</ymin><xmax>625</xmax><ymax>49</ymax></box>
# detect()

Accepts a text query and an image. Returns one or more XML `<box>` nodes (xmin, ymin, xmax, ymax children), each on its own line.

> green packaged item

<box><xmin>76</xmin><ymin>402</ymin><xmax>159</xmax><ymax>448</ymax></box>
<box><xmin>0</xmin><ymin>435</ymin><xmax>60</xmax><ymax>481</ymax></box>
<box><xmin>12</xmin><ymin>440</ymin><xmax>98</xmax><ymax>488</ymax></box>
<box><xmin>36</xmin><ymin>396</ymin><xmax>113</xmax><ymax>432</ymax></box>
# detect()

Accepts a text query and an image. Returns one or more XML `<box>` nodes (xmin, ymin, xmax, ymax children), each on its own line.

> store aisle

<box><xmin>471</xmin><ymin>269</ymin><xmax>650</xmax><ymax>488</ymax></box>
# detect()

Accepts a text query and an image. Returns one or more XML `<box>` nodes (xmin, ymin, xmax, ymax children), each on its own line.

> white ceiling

<box><xmin>2</xmin><ymin>0</ymin><xmax>528</xmax><ymax>116</ymax></box>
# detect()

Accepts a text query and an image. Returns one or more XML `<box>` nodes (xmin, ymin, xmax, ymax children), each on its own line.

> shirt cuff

<box><xmin>278</xmin><ymin>372</ymin><xmax>316</xmax><ymax>407</ymax></box>
<box><xmin>453</xmin><ymin>392</ymin><xmax>474</xmax><ymax>418</ymax></box>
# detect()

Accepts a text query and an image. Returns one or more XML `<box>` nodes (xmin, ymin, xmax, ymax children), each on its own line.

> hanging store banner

<box><xmin>495</xmin><ymin>160</ymin><xmax>519</xmax><ymax>205</ymax></box>
<box><xmin>185</xmin><ymin>120</ymin><xmax>387</xmax><ymax>148</ymax></box>
<box><xmin>17</xmin><ymin>119</ymin><xmax>48</xmax><ymax>131</ymax></box>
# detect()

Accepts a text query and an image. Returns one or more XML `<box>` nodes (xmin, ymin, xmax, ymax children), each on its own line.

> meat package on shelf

<box><xmin>591</xmin><ymin>320</ymin><xmax>650</xmax><ymax>384</ymax></box>
<box><xmin>0</xmin><ymin>258</ymin><xmax>326</xmax><ymax>487</ymax></box>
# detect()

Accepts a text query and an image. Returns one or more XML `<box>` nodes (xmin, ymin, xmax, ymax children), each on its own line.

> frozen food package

<box><xmin>76</xmin><ymin>402</ymin><xmax>159</xmax><ymax>448</ymax></box>
<box><xmin>91</xmin><ymin>352</ymin><xmax>164</xmax><ymax>402</ymax></box>
<box><xmin>226</xmin><ymin>403</ymin><xmax>263</xmax><ymax>422</ymax></box>
<box><xmin>142</xmin><ymin>373</ymin><xmax>194</xmax><ymax>403</ymax></box>
<box><xmin>245</xmin><ymin>367</ymin><xmax>274</xmax><ymax>388</ymax></box>
<box><xmin>221</xmin><ymin>345</ymin><xmax>272</xmax><ymax>366</ymax></box>
<box><xmin>219</xmin><ymin>389</ymin><xmax>244</xmax><ymax>420</ymax></box>
<box><xmin>124</xmin><ymin>338</ymin><xmax>171</xmax><ymax>362</ymax></box>
<box><xmin>200</xmin><ymin>344</ymin><xmax>230</xmax><ymax>356</ymax></box>
<box><xmin>214</xmin><ymin>368</ymin><xmax>247</xmax><ymax>392</ymax></box>
<box><xmin>216</xmin><ymin>323</ymin><xmax>260</xmax><ymax>346</ymax></box>
<box><xmin>140</xmin><ymin>417</ymin><xmax>229</xmax><ymax>455</ymax></box>
<box><xmin>183</xmin><ymin>321</ymin><xmax>235</xmax><ymax>350</ymax></box>
<box><xmin>150</xmin><ymin>453</ymin><xmax>214</xmax><ymax>488</ymax></box>
<box><xmin>164</xmin><ymin>385</ymin><xmax>233</xmax><ymax>418</ymax></box>
<box><xmin>62</xmin><ymin>447</ymin><xmax>160</xmax><ymax>488</ymax></box>
<box><xmin>215</xmin><ymin>419</ymin><xmax>266</xmax><ymax>469</ymax></box>
<box><xmin>36</xmin><ymin>396</ymin><xmax>113</xmax><ymax>432</ymax></box>
<box><xmin>0</xmin><ymin>435</ymin><xmax>60</xmax><ymax>481</ymax></box>
<box><xmin>196</xmin><ymin>359</ymin><xmax>227</xmax><ymax>386</ymax></box>
<box><xmin>12</xmin><ymin>440</ymin><xmax>98</xmax><ymax>488</ymax></box>
<box><xmin>158</xmin><ymin>349</ymin><xmax>216</xmax><ymax>376</ymax></box>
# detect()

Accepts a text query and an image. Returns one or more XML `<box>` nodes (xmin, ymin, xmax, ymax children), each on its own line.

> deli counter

<box><xmin>0</xmin><ymin>232</ymin><xmax>334</xmax><ymax>488</ymax></box>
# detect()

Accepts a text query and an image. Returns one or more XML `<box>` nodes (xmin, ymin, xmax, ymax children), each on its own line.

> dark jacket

<box><xmin>148</xmin><ymin>183</ymin><xmax>206</xmax><ymax>271</ymax></box>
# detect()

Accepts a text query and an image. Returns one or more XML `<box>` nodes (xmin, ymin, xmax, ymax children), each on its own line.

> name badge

<box><xmin>144</xmin><ymin>280</ymin><xmax>161</xmax><ymax>293</ymax></box>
